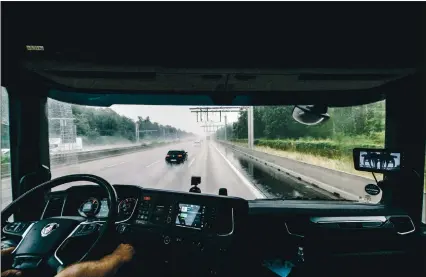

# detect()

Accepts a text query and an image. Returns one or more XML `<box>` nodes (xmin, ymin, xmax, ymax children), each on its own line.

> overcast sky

<box><xmin>111</xmin><ymin>105</ymin><xmax>240</xmax><ymax>136</ymax></box>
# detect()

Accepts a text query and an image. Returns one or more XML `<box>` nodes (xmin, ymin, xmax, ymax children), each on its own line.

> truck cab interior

<box><xmin>1</xmin><ymin>3</ymin><xmax>426</xmax><ymax>277</ymax></box>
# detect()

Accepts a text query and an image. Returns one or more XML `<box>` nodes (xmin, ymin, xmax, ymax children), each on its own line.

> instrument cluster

<box><xmin>78</xmin><ymin>197</ymin><xmax>137</xmax><ymax>220</ymax></box>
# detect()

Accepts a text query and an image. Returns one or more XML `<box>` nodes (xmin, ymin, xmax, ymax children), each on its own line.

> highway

<box><xmin>50</xmin><ymin>140</ymin><xmax>264</xmax><ymax>198</ymax></box>
<box><xmin>2</xmin><ymin>141</ymin><xmax>425</xmax><ymax>222</ymax></box>
<box><xmin>1</xmin><ymin>141</ymin><xmax>264</xmax><ymax>209</ymax></box>
<box><xmin>0</xmin><ymin>139</ymin><xmax>340</xmax><ymax>209</ymax></box>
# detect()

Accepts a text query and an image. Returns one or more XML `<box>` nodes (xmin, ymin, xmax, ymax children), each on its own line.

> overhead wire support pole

<box><xmin>246</xmin><ymin>106</ymin><xmax>254</xmax><ymax>149</ymax></box>
<box><xmin>224</xmin><ymin>115</ymin><xmax>227</xmax><ymax>141</ymax></box>
<box><xmin>190</xmin><ymin>106</ymin><xmax>251</xmax><ymax>142</ymax></box>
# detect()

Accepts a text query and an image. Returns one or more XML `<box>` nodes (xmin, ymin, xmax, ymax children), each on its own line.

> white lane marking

<box><xmin>146</xmin><ymin>160</ymin><xmax>162</xmax><ymax>168</ymax></box>
<box><xmin>212</xmin><ymin>143</ymin><xmax>265</xmax><ymax>199</ymax></box>
<box><xmin>188</xmin><ymin>158</ymin><xmax>196</xmax><ymax>168</ymax></box>
<box><xmin>105</xmin><ymin>161</ymin><xmax>127</xmax><ymax>168</ymax></box>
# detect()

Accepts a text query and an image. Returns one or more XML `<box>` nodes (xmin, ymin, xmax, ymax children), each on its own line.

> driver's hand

<box><xmin>1</xmin><ymin>247</ymin><xmax>22</xmax><ymax>277</ymax></box>
<box><xmin>112</xmin><ymin>243</ymin><xmax>135</xmax><ymax>264</ymax></box>
<box><xmin>55</xmin><ymin>244</ymin><xmax>135</xmax><ymax>277</ymax></box>
<box><xmin>1</xmin><ymin>270</ymin><xmax>22</xmax><ymax>277</ymax></box>
<box><xmin>1</xmin><ymin>247</ymin><xmax>16</xmax><ymax>256</ymax></box>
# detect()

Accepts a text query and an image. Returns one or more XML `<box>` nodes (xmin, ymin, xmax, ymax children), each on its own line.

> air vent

<box><xmin>43</xmin><ymin>70</ymin><xmax>157</xmax><ymax>80</ymax></box>
<box><xmin>298</xmin><ymin>73</ymin><xmax>397</xmax><ymax>81</ymax></box>
<box><xmin>201</xmin><ymin>74</ymin><xmax>223</xmax><ymax>80</ymax></box>
<box><xmin>234</xmin><ymin>74</ymin><xmax>257</xmax><ymax>81</ymax></box>
<box><xmin>41</xmin><ymin>197</ymin><xmax>65</xmax><ymax>219</ymax></box>
<box><xmin>388</xmin><ymin>216</ymin><xmax>415</xmax><ymax>235</ymax></box>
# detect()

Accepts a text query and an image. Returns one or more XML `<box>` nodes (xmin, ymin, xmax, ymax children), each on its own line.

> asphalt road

<box><xmin>1</xmin><ymin>141</ymin><xmax>425</xmax><ymax>223</ymax></box>
<box><xmin>1</xmin><ymin>141</ymin><xmax>263</xmax><ymax>208</ymax></box>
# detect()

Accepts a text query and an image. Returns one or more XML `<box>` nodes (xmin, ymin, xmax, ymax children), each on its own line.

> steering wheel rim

<box><xmin>1</xmin><ymin>174</ymin><xmax>118</xmax><ymax>273</ymax></box>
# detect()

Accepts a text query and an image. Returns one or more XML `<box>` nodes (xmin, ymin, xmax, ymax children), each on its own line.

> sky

<box><xmin>110</xmin><ymin>105</ymin><xmax>240</xmax><ymax>136</ymax></box>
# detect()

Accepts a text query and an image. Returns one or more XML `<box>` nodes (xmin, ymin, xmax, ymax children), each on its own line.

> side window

<box><xmin>1</xmin><ymin>87</ymin><xmax>12</xmax><ymax>208</ymax></box>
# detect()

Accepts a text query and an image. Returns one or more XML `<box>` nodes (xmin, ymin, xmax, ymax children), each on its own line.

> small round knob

<box><xmin>164</xmin><ymin>236</ymin><xmax>171</xmax><ymax>245</ymax></box>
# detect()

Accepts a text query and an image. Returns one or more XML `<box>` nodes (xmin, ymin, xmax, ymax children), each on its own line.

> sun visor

<box><xmin>27</xmin><ymin>62</ymin><xmax>414</xmax><ymax>107</ymax></box>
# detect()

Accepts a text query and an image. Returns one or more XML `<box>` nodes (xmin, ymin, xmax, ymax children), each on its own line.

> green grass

<box><xmin>232</xmin><ymin>136</ymin><xmax>426</xmax><ymax>191</ymax></box>
<box><xmin>233</xmin><ymin>137</ymin><xmax>382</xmax><ymax>160</ymax></box>
<box><xmin>1</xmin><ymin>155</ymin><xmax>9</xmax><ymax>164</ymax></box>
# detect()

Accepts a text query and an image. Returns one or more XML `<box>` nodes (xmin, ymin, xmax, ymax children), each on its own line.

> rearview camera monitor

<box><xmin>353</xmin><ymin>148</ymin><xmax>402</xmax><ymax>173</ymax></box>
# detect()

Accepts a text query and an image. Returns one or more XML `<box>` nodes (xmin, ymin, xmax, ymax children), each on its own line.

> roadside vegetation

<box><xmin>217</xmin><ymin>101</ymin><xmax>386</xmax><ymax>180</ymax></box>
<box><xmin>47</xmin><ymin>100</ymin><xmax>194</xmax><ymax>146</ymax></box>
<box><xmin>217</xmin><ymin>101</ymin><xmax>425</xmax><ymax>189</ymax></box>
<box><xmin>1</xmin><ymin>155</ymin><xmax>9</xmax><ymax>164</ymax></box>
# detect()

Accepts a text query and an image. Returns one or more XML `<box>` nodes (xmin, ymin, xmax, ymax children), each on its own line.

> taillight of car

<box><xmin>178</xmin><ymin>155</ymin><xmax>182</xmax><ymax>157</ymax></box>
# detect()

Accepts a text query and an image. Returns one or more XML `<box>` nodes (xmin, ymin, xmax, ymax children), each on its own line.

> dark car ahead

<box><xmin>165</xmin><ymin>150</ymin><xmax>188</xmax><ymax>165</ymax></box>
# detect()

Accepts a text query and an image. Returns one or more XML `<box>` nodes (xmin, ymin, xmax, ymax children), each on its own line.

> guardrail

<box><xmin>217</xmin><ymin>140</ymin><xmax>380</xmax><ymax>203</ymax></box>
<box><xmin>0</xmin><ymin>140</ymin><xmax>183</xmax><ymax>178</ymax></box>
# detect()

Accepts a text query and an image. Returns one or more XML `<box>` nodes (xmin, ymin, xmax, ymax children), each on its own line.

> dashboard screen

<box><xmin>96</xmin><ymin>199</ymin><xmax>109</xmax><ymax>218</ymax></box>
<box><xmin>175</xmin><ymin>204</ymin><xmax>204</xmax><ymax>229</ymax></box>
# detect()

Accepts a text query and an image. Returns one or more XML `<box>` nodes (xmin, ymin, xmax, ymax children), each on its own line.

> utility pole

<box><xmin>135</xmin><ymin>122</ymin><xmax>139</xmax><ymax>143</ymax></box>
<box><xmin>224</xmin><ymin>115</ymin><xmax>227</xmax><ymax>141</ymax></box>
<box><xmin>247</xmin><ymin>106</ymin><xmax>254</xmax><ymax>149</ymax></box>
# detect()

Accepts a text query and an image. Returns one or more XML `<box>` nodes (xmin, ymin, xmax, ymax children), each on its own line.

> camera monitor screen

<box><xmin>353</xmin><ymin>148</ymin><xmax>402</xmax><ymax>173</ymax></box>
<box><xmin>175</xmin><ymin>203</ymin><xmax>204</xmax><ymax>229</ymax></box>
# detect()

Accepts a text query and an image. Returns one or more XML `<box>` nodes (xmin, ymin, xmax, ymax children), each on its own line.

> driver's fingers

<box><xmin>1</xmin><ymin>247</ymin><xmax>15</xmax><ymax>256</ymax></box>
<box><xmin>1</xmin><ymin>269</ymin><xmax>22</xmax><ymax>277</ymax></box>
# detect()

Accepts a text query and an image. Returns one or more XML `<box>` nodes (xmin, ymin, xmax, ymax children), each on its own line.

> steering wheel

<box><xmin>1</xmin><ymin>174</ymin><xmax>118</xmax><ymax>275</ymax></box>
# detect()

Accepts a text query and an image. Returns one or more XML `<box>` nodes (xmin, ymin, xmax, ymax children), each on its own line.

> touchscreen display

<box><xmin>175</xmin><ymin>204</ymin><xmax>204</xmax><ymax>229</ymax></box>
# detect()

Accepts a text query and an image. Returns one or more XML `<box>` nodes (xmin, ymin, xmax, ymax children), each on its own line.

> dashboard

<box><xmin>37</xmin><ymin>185</ymin><xmax>246</xmax><ymax>276</ymax></box>
<box><xmin>10</xmin><ymin>184</ymin><xmax>421</xmax><ymax>277</ymax></box>
<box><xmin>43</xmin><ymin>185</ymin><xmax>240</xmax><ymax>237</ymax></box>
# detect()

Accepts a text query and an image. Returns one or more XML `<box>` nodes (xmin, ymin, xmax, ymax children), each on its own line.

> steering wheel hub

<box><xmin>14</xmin><ymin>219</ymin><xmax>83</xmax><ymax>257</ymax></box>
<box><xmin>1</xmin><ymin>174</ymin><xmax>118</xmax><ymax>274</ymax></box>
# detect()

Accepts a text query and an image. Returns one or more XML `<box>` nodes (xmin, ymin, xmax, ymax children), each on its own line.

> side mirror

<box><xmin>292</xmin><ymin>105</ymin><xmax>330</xmax><ymax>125</ymax></box>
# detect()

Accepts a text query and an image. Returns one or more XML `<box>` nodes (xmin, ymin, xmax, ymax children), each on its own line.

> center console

<box><xmin>116</xmin><ymin>188</ymin><xmax>248</xmax><ymax>276</ymax></box>
<box><xmin>132</xmin><ymin>190</ymin><xmax>235</xmax><ymax>236</ymax></box>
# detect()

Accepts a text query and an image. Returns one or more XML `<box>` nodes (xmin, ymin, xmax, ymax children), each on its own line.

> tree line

<box><xmin>72</xmin><ymin>105</ymin><xmax>193</xmax><ymax>141</ymax></box>
<box><xmin>48</xmin><ymin>100</ymin><xmax>193</xmax><ymax>142</ymax></box>
<box><xmin>217</xmin><ymin>101</ymin><xmax>386</xmax><ymax>143</ymax></box>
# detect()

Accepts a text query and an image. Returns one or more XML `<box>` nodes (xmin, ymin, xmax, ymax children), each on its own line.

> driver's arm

<box><xmin>55</xmin><ymin>244</ymin><xmax>135</xmax><ymax>277</ymax></box>
<box><xmin>1</xmin><ymin>247</ymin><xmax>22</xmax><ymax>277</ymax></box>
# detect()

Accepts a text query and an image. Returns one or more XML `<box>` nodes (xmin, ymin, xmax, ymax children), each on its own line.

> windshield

<box><xmin>168</xmin><ymin>151</ymin><xmax>185</xmax><ymax>155</ymax></box>
<box><xmin>46</xmin><ymin>98</ymin><xmax>386</xmax><ymax>203</ymax></box>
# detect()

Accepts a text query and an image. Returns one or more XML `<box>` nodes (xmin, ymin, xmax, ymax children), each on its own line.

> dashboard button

<box><xmin>164</xmin><ymin>236</ymin><xmax>171</xmax><ymax>245</ymax></box>
<box><xmin>116</xmin><ymin>224</ymin><xmax>125</xmax><ymax>234</ymax></box>
<box><xmin>166</xmin><ymin>216</ymin><xmax>171</xmax><ymax>223</ymax></box>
